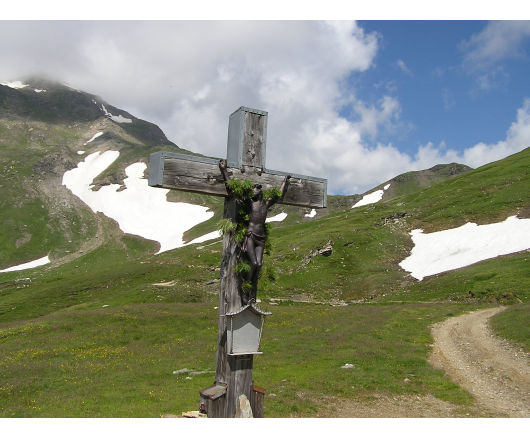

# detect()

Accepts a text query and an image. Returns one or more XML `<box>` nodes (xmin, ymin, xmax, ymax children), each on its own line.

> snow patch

<box><xmin>352</xmin><ymin>183</ymin><xmax>391</xmax><ymax>208</ymax></box>
<box><xmin>77</xmin><ymin>151</ymin><xmax>85</xmax><ymax>155</ymax></box>
<box><xmin>304</xmin><ymin>209</ymin><xmax>317</xmax><ymax>218</ymax></box>
<box><xmin>1</xmin><ymin>81</ymin><xmax>28</xmax><ymax>89</ymax></box>
<box><xmin>62</xmin><ymin>151</ymin><xmax>213</xmax><ymax>254</ymax></box>
<box><xmin>0</xmin><ymin>256</ymin><xmax>50</xmax><ymax>273</ymax></box>
<box><xmin>84</xmin><ymin>132</ymin><xmax>103</xmax><ymax>145</ymax></box>
<box><xmin>352</xmin><ymin>190</ymin><xmax>384</xmax><ymax>208</ymax></box>
<box><xmin>101</xmin><ymin>104</ymin><xmax>132</xmax><ymax>124</ymax></box>
<box><xmin>187</xmin><ymin>230</ymin><xmax>222</xmax><ymax>245</ymax></box>
<box><xmin>266</xmin><ymin>212</ymin><xmax>287</xmax><ymax>223</ymax></box>
<box><xmin>110</xmin><ymin>114</ymin><xmax>133</xmax><ymax>124</ymax></box>
<box><xmin>399</xmin><ymin>216</ymin><xmax>530</xmax><ymax>281</ymax></box>
<box><xmin>34</xmin><ymin>89</ymin><xmax>46</xmax><ymax>93</ymax></box>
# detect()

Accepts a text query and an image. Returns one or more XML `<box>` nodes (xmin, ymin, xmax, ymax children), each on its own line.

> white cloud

<box><xmin>352</xmin><ymin>96</ymin><xmax>401</xmax><ymax>139</ymax></box>
<box><xmin>458</xmin><ymin>21</ymin><xmax>530</xmax><ymax>93</ymax></box>
<box><xmin>461</xmin><ymin>21</ymin><xmax>530</xmax><ymax>70</ymax></box>
<box><xmin>318</xmin><ymin>97</ymin><xmax>530</xmax><ymax>193</ymax></box>
<box><xmin>441</xmin><ymin>88</ymin><xmax>455</xmax><ymax>110</ymax></box>
<box><xmin>396</xmin><ymin>59</ymin><xmax>411</xmax><ymax>74</ymax></box>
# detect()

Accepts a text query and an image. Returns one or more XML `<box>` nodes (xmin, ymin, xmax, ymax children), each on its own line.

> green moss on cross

<box><xmin>217</xmin><ymin>178</ymin><xmax>278</xmax><ymax>279</ymax></box>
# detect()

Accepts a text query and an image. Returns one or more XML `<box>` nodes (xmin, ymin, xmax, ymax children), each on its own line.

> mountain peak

<box><xmin>0</xmin><ymin>78</ymin><xmax>174</xmax><ymax>147</ymax></box>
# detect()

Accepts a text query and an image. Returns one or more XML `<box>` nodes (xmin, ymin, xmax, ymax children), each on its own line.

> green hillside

<box><xmin>385</xmin><ymin>162</ymin><xmax>472</xmax><ymax>200</ymax></box>
<box><xmin>254</xmin><ymin>148</ymin><xmax>529</xmax><ymax>304</ymax></box>
<box><xmin>0</xmin><ymin>80</ymin><xmax>186</xmax><ymax>269</ymax></box>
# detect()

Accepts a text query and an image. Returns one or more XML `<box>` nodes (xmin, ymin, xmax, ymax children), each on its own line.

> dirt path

<box><xmin>311</xmin><ymin>392</ymin><xmax>489</xmax><ymax>418</ymax></box>
<box><xmin>430</xmin><ymin>306</ymin><xmax>530</xmax><ymax>417</ymax></box>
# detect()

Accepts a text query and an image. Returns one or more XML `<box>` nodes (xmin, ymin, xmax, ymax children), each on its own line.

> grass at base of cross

<box><xmin>255</xmin><ymin>302</ymin><xmax>481</xmax><ymax>417</ymax></box>
<box><xmin>0</xmin><ymin>230</ymin><xmax>525</xmax><ymax>417</ymax></box>
<box><xmin>1</xmin><ymin>295</ymin><xmax>480</xmax><ymax>417</ymax></box>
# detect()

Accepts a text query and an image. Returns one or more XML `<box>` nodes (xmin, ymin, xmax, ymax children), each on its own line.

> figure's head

<box><xmin>252</xmin><ymin>183</ymin><xmax>263</xmax><ymax>198</ymax></box>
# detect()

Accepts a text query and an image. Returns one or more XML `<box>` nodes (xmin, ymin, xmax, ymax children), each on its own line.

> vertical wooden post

<box><xmin>212</xmin><ymin>196</ymin><xmax>259</xmax><ymax>417</ymax></box>
<box><xmin>213</xmin><ymin>198</ymin><xmax>238</xmax><ymax>388</ymax></box>
<box><xmin>214</xmin><ymin>198</ymin><xmax>251</xmax><ymax>416</ymax></box>
<box><xmin>226</xmin><ymin>355</ymin><xmax>254</xmax><ymax>417</ymax></box>
<box><xmin>208</xmin><ymin>109</ymin><xmax>268</xmax><ymax>417</ymax></box>
<box><xmin>250</xmin><ymin>385</ymin><xmax>265</xmax><ymax>418</ymax></box>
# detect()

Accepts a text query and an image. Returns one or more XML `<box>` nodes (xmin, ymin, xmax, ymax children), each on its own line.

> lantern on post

<box><xmin>225</xmin><ymin>302</ymin><xmax>271</xmax><ymax>356</ymax></box>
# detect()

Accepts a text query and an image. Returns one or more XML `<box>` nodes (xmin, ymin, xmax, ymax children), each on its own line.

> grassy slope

<box><xmin>0</xmin><ymin>81</ymin><xmax>184</xmax><ymax>268</ymax></box>
<box><xmin>489</xmin><ymin>304</ymin><xmax>530</xmax><ymax>351</ymax></box>
<box><xmin>0</xmin><ymin>146</ymin><xmax>528</xmax><ymax>416</ymax></box>
<box><xmin>404</xmin><ymin>150</ymin><xmax>529</xmax><ymax>232</ymax></box>
<box><xmin>259</xmin><ymin>148</ymin><xmax>529</xmax><ymax>304</ymax></box>
<box><xmin>0</xmin><ymin>115</ymin><xmax>185</xmax><ymax>269</ymax></box>
<box><xmin>386</xmin><ymin>163</ymin><xmax>472</xmax><ymax>200</ymax></box>
<box><xmin>0</xmin><ymin>119</ymin><xmax>99</xmax><ymax>267</ymax></box>
<box><xmin>0</xmin><ymin>300</ymin><xmax>478</xmax><ymax>417</ymax></box>
<box><xmin>0</xmin><ymin>221</ymin><xmax>479</xmax><ymax>417</ymax></box>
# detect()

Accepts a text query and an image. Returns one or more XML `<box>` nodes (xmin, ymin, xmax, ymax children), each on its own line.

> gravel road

<box><xmin>429</xmin><ymin>306</ymin><xmax>529</xmax><ymax>417</ymax></box>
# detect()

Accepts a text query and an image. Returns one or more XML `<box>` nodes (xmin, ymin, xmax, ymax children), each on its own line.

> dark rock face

<box><xmin>381</xmin><ymin>212</ymin><xmax>409</xmax><ymax>226</ymax></box>
<box><xmin>319</xmin><ymin>245</ymin><xmax>333</xmax><ymax>257</ymax></box>
<box><xmin>428</xmin><ymin>163</ymin><xmax>473</xmax><ymax>176</ymax></box>
<box><xmin>0</xmin><ymin>82</ymin><xmax>102</xmax><ymax>123</ymax></box>
<box><xmin>0</xmin><ymin>79</ymin><xmax>174</xmax><ymax>147</ymax></box>
<box><xmin>300</xmin><ymin>240</ymin><xmax>333</xmax><ymax>268</ymax></box>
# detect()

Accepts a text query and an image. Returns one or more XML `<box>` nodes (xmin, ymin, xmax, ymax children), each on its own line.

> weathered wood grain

<box><xmin>227</xmin><ymin>107</ymin><xmax>268</xmax><ymax>168</ymax></box>
<box><xmin>242</xmin><ymin>111</ymin><xmax>266</xmax><ymax>168</ymax></box>
<box><xmin>208</xmin><ymin>396</ymin><xmax>225</xmax><ymax>418</ymax></box>
<box><xmin>250</xmin><ymin>385</ymin><xmax>265</xmax><ymax>418</ymax></box>
<box><xmin>214</xmin><ymin>200</ymin><xmax>239</xmax><ymax>389</ymax></box>
<box><xmin>199</xmin><ymin>383</ymin><xmax>227</xmax><ymax>417</ymax></box>
<box><xmin>149</xmin><ymin>152</ymin><xmax>327</xmax><ymax>208</ymax></box>
<box><xmin>211</xmin><ymin>198</ymin><xmax>256</xmax><ymax>417</ymax></box>
<box><xmin>227</xmin><ymin>355</ymin><xmax>254</xmax><ymax>418</ymax></box>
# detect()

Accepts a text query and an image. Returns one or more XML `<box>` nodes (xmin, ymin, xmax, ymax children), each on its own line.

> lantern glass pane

<box><xmin>230</xmin><ymin>309</ymin><xmax>262</xmax><ymax>354</ymax></box>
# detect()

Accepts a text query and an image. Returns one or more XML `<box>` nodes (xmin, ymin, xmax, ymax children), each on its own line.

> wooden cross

<box><xmin>148</xmin><ymin>106</ymin><xmax>327</xmax><ymax>417</ymax></box>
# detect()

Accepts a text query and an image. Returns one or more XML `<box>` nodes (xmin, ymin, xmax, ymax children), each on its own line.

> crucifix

<box><xmin>148</xmin><ymin>106</ymin><xmax>327</xmax><ymax>417</ymax></box>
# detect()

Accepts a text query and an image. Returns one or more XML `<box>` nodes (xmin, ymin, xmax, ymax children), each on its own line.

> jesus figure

<box><xmin>219</xmin><ymin>159</ymin><xmax>290</xmax><ymax>303</ymax></box>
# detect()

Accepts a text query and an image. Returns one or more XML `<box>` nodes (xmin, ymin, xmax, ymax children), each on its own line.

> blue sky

<box><xmin>351</xmin><ymin>20</ymin><xmax>530</xmax><ymax>156</ymax></box>
<box><xmin>1</xmin><ymin>17</ymin><xmax>529</xmax><ymax>194</ymax></box>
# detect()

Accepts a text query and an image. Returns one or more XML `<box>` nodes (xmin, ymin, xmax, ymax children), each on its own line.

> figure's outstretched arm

<box><xmin>267</xmin><ymin>175</ymin><xmax>291</xmax><ymax>208</ymax></box>
<box><xmin>219</xmin><ymin>159</ymin><xmax>233</xmax><ymax>196</ymax></box>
